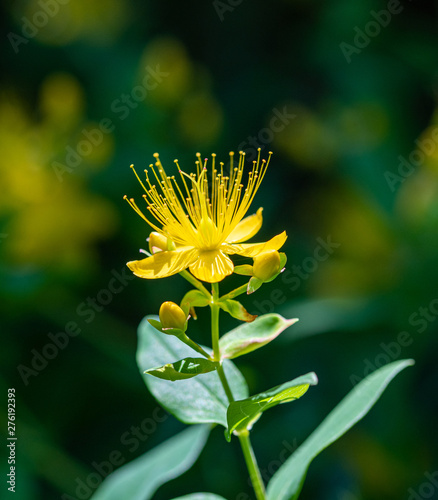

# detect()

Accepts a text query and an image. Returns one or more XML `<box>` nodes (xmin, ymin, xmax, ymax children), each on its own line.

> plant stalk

<box><xmin>238</xmin><ymin>431</ymin><xmax>267</xmax><ymax>500</ymax></box>
<box><xmin>210</xmin><ymin>282</ymin><xmax>266</xmax><ymax>500</ymax></box>
<box><xmin>180</xmin><ymin>270</ymin><xmax>211</xmax><ymax>297</ymax></box>
<box><xmin>220</xmin><ymin>283</ymin><xmax>248</xmax><ymax>301</ymax></box>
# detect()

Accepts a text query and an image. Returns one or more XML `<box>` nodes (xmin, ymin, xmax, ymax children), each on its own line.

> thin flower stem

<box><xmin>180</xmin><ymin>270</ymin><xmax>211</xmax><ymax>298</ymax></box>
<box><xmin>217</xmin><ymin>363</ymin><xmax>234</xmax><ymax>403</ymax></box>
<box><xmin>220</xmin><ymin>284</ymin><xmax>248</xmax><ymax>301</ymax></box>
<box><xmin>238</xmin><ymin>431</ymin><xmax>267</xmax><ymax>500</ymax></box>
<box><xmin>210</xmin><ymin>282</ymin><xmax>266</xmax><ymax>500</ymax></box>
<box><xmin>180</xmin><ymin>333</ymin><xmax>211</xmax><ymax>359</ymax></box>
<box><xmin>211</xmin><ymin>283</ymin><xmax>221</xmax><ymax>361</ymax></box>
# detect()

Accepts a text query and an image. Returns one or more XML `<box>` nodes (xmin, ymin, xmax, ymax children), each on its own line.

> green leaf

<box><xmin>147</xmin><ymin>318</ymin><xmax>164</xmax><ymax>331</ymax></box>
<box><xmin>91</xmin><ymin>425</ymin><xmax>210</xmax><ymax>500</ymax></box>
<box><xmin>233</xmin><ymin>264</ymin><xmax>254</xmax><ymax>276</ymax></box>
<box><xmin>226</xmin><ymin>373</ymin><xmax>318</xmax><ymax>441</ymax></box>
<box><xmin>147</xmin><ymin>319</ymin><xmax>210</xmax><ymax>358</ymax></box>
<box><xmin>219</xmin><ymin>314</ymin><xmax>298</xmax><ymax>360</ymax></box>
<box><xmin>137</xmin><ymin>316</ymin><xmax>249</xmax><ymax>427</ymax></box>
<box><xmin>147</xmin><ymin>318</ymin><xmax>185</xmax><ymax>337</ymax></box>
<box><xmin>247</xmin><ymin>276</ymin><xmax>263</xmax><ymax>294</ymax></box>
<box><xmin>180</xmin><ymin>290</ymin><xmax>211</xmax><ymax>318</ymax></box>
<box><xmin>266</xmin><ymin>359</ymin><xmax>415</xmax><ymax>500</ymax></box>
<box><xmin>173</xmin><ymin>494</ymin><xmax>227</xmax><ymax>500</ymax></box>
<box><xmin>218</xmin><ymin>298</ymin><xmax>257</xmax><ymax>322</ymax></box>
<box><xmin>145</xmin><ymin>357</ymin><xmax>218</xmax><ymax>381</ymax></box>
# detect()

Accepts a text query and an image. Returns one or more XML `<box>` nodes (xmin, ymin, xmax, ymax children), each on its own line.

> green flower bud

<box><xmin>252</xmin><ymin>250</ymin><xmax>281</xmax><ymax>282</ymax></box>
<box><xmin>159</xmin><ymin>301</ymin><xmax>187</xmax><ymax>330</ymax></box>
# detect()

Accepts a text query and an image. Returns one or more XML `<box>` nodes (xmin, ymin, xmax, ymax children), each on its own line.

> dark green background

<box><xmin>1</xmin><ymin>0</ymin><xmax>438</xmax><ymax>499</ymax></box>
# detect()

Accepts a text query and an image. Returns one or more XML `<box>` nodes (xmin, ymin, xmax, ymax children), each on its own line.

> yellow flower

<box><xmin>125</xmin><ymin>150</ymin><xmax>287</xmax><ymax>283</ymax></box>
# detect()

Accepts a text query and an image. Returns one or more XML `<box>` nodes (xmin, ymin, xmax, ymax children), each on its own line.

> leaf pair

<box><xmin>144</xmin><ymin>314</ymin><xmax>297</xmax><ymax>382</ymax></box>
<box><xmin>92</xmin><ymin>315</ymin><xmax>414</xmax><ymax>500</ymax></box>
<box><xmin>225</xmin><ymin>372</ymin><xmax>318</xmax><ymax>441</ymax></box>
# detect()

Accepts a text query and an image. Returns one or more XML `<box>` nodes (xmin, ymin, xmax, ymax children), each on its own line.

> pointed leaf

<box><xmin>267</xmin><ymin>359</ymin><xmax>414</xmax><ymax>500</ymax></box>
<box><xmin>137</xmin><ymin>316</ymin><xmax>249</xmax><ymax>427</ymax></box>
<box><xmin>233</xmin><ymin>264</ymin><xmax>254</xmax><ymax>276</ymax></box>
<box><xmin>180</xmin><ymin>290</ymin><xmax>211</xmax><ymax>317</ymax></box>
<box><xmin>145</xmin><ymin>357</ymin><xmax>218</xmax><ymax>381</ymax></box>
<box><xmin>219</xmin><ymin>314</ymin><xmax>298</xmax><ymax>360</ymax></box>
<box><xmin>147</xmin><ymin>319</ymin><xmax>185</xmax><ymax>337</ymax></box>
<box><xmin>226</xmin><ymin>373</ymin><xmax>318</xmax><ymax>440</ymax></box>
<box><xmin>147</xmin><ymin>318</ymin><xmax>164</xmax><ymax>331</ymax></box>
<box><xmin>218</xmin><ymin>299</ymin><xmax>257</xmax><ymax>322</ymax></box>
<box><xmin>247</xmin><ymin>276</ymin><xmax>263</xmax><ymax>294</ymax></box>
<box><xmin>91</xmin><ymin>425</ymin><xmax>210</xmax><ymax>500</ymax></box>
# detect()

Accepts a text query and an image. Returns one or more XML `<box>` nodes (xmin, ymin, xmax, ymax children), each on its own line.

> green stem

<box><xmin>180</xmin><ymin>270</ymin><xmax>211</xmax><ymax>298</ymax></box>
<box><xmin>217</xmin><ymin>363</ymin><xmax>234</xmax><ymax>403</ymax></box>
<box><xmin>211</xmin><ymin>283</ymin><xmax>221</xmax><ymax>361</ymax></box>
<box><xmin>210</xmin><ymin>282</ymin><xmax>266</xmax><ymax>500</ymax></box>
<box><xmin>238</xmin><ymin>431</ymin><xmax>267</xmax><ymax>500</ymax></box>
<box><xmin>180</xmin><ymin>333</ymin><xmax>211</xmax><ymax>359</ymax></box>
<box><xmin>220</xmin><ymin>283</ymin><xmax>248</xmax><ymax>301</ymax></box>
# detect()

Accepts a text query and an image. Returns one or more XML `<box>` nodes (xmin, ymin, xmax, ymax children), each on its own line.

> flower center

<box><xmin>124</xmin><ymin>149</ymin><xmax>271</xmax><ymax>249</ymax></box>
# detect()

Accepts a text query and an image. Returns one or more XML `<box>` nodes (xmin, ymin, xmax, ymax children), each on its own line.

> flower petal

<box><xmin>226</xmin><ymin>231</ymin><xmax>288</xmax><ymax>258</ymax></box>
<box><xmin>189</xmin><ymin>250</ymin><xmax>234</xmax><ymax>283</ymax></box>
<box><xmin>127</xmin><ymin>247</ymin><xmax>198</xmax><ymax>279</ymax></box>
<box><xmin>226</xmin><ymin>208</ymin><xmax>263</xmax><ymax>243</ymax></box>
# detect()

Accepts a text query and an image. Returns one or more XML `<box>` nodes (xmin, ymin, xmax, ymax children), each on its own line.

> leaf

<box><xmin>219</xmin><ymin>314</ymin><xmax>298</xmax><ymax>360</ymax></box>
<box><xmin>147</xmin><ymin>318</ymin><xmax>165</xmax><ymax>331</ymax></box>
<box><xmin>147</xmin><ymin>319</ymin><xmax>184</xmax><ymax>337</ymax></box>
<box><xmin>180</xmin><ymin>290</ymin><xmax>211</xmax><ymax>318</ymax></box>
<box><xmin>218</xmin><ymin>298</ymin><xmax>257</xmax><ymax>322</ymax></box>
<box><xmin>247</xmin><ymin>276</ymin><xmax>263</xmax><ymax>294</ymax></box>
<box><xmin>226</xmin><ymin>373</ymin><xmax>318</xmax><ymax>441</ymax></box>
<box><xmin>137</xmin><ymin>316</ymin><xmax>249</xmax><ymax>427</ymax></box>
<box><xmin>173</xmin><ymin>494</ymin><xmax>228</xmax><ymax>500</ymax></box>
<box><xmin>266</xmin><ymin>359</ymin><xmax>415</xmax><ymax>500</ymax></box>
<box><xmin>233</xmin><ymin>264</ymin><xmax>254</xmax><ymax>276</ymax></box>
<box><xmin>145</xmin><ymin>357</ymin><xmax>218</xmax><ymax>381</ymax></box>
<box><xmin>91</xmin><ymin>425</ymin><xmax>210</xmax><ymax>500</ymax></box>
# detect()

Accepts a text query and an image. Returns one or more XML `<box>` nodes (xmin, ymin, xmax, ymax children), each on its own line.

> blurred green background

<box><xmin>1</xmin><ymin>0</ymin><xmax>438</xmax><ymax>499</ymax></box>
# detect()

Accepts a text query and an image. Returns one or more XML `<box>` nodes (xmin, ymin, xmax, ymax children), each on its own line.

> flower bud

<box><xmin>159</xmin><ymin>301</ymin><xmax>187</xmax><ymax>330</ymax></box>
<box><xmin>148</xmin><ymin>232</ymin><xmax>170</xmax><ymax>253</ymax></box>
<box><xmin>252</xmin><ymin>250</ymin><xmax>281</xmax><ymax>282</ymax></box>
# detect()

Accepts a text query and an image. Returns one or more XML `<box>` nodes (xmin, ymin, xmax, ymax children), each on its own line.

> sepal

<box><xmin>247</xmin><ymin>276</ymin><xmax>263</xmax><ymax>294</ymax></box>
<box><xmin>233</xmin><ymin>264</ymin><xmax>254</xmax><ymax>276</ymax></box>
